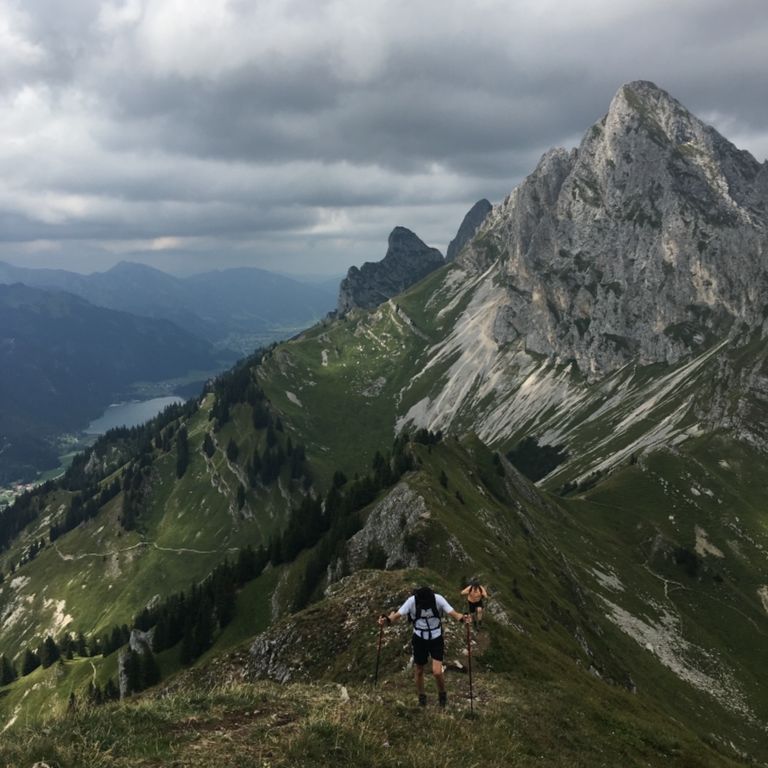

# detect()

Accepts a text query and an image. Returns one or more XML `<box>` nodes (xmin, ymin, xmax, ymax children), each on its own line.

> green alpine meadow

<box><xmin>2</xmin><ymin>81</ymin><xmax>768</xmax><ymax>767</ymax></box>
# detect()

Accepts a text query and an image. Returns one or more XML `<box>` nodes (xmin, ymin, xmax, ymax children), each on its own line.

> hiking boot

<box><xmin>438</xmin><ymin>691</ymin><xmax>447</xmax><ymax>708</ymax></box>
<box><xmin>418</xmin><ymin>694</ymin><xmax>427</xmax><ymax>707</ymax></box>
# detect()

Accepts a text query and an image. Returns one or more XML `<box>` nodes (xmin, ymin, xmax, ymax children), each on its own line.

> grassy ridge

<box><xmin>0</xmin><ymin>674</ymin><xmax>747</xmax><ymax>768</ymax></box>
<box><xmin>1</xmin><ymin>423</ymin><xmax>767</xmax><ymax>764</ymax></box>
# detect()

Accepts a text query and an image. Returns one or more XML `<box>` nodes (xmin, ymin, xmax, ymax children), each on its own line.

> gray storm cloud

<box><xmin>0</xmin><ymin>0</ymin><xmax>766</xmax><ymax>274</ymax></box>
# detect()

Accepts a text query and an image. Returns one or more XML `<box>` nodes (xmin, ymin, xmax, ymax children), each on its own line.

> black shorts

<box><xmin>412</xmin><ymin>634</ymin><xmax>444</xmax><ymax>666</ymax></box>
<box><xmin>468</xmin><ymin>600</ymin><xmax>484</xmax><ymax>613</ymax></box>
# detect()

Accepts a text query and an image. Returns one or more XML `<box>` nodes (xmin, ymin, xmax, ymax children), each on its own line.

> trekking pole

<box><xmin>466</xmin><ymin>618</ymin><xmax>474</xmax><ymax>716</ymax></box>
<box><xmin>374</xmin><ymin>620</ymin><xmax>385</xmax><ymax>687</ymax></box>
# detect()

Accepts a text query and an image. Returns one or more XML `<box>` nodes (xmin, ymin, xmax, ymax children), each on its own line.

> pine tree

<box><xmin>107</xmin><ymin>625</ymin><xmax>124</xmax><ymax>656</ymax></box>
<box><xmin>140</xmin><ymin>649</ymin><xmax>161</xmax><ymax>689</ymax></box>
<box><xmin>179</xmin><ymin>621</ymin><xmax>195</xmax><ymax>665</ymax></box>
<box><xmin>192</xmin><ymin>596</ymin><xmax>216</xmax><ymax>658</ymax></box>
<box><xmin>87</xmin><ymin>681</ymin><xmax>103</xmax><ymax>706</ymax></box>
<box><xmin>235</xmin><ymin>545</ymin><xmax>262</xmax><ymax>584</ymax></box>
<box><xmin>202</xmin><ymin>432</ymin><xmax>215</xmax><ymax>458</ymax></box>
<box><xmin>40</xmin><ymin>635</ymin><xmax>60</xmax><ymax>668</ymax></box>
<box><xmin>134</xmin><ymin>608</ymin><xmax>151</xmax><ymax>632</ymax></box>
<box><xmin>0</xmin><ymin>654</ymin><xmax>17</xmax><ymax>685</ymax></box>
<box><xmin>176</xmin><ymin>426</ymin><xmax>189</xmax><ymax>478</ymax></box>
<box><xmin>249</xmin><ymin>448</ymin><xmax>262</xmax><ymax>487</ymax></box>
<box><xmin>214</xmin><ymin>576</ymin><xmax>236</xmax><ymax>628</ymax></box>
<box><xmin>89</xmin><ymin>636</ymin><xmax>102</xmax><ymax>657</ymax></box>
<box><xmin>252</xmin><ymin>401</ymin><xmax>270</xmax><ymax>430</ymax></box>
<box><xmin>124</xmin><ymin>649</ymin><xmax>142</xmax><ymax>696</ymax></box>
<box><xmin>21</xmin><ymin>649</ymin><xmax>40</xmax><ymax>676</ymax></box>
<box><xmin>104</xmin><ymin>678</ymin><xmax>119</xmax><ymax>701</ymax></box>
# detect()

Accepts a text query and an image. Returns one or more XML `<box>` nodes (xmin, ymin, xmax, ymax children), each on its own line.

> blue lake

<box><xmin>84</xmin><ymin>396</ymin><xmax>184</xmax><ymax>435</ymax></box>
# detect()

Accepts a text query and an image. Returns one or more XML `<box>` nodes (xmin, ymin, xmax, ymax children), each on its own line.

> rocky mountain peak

<box><xmin>446</xmin><ymin>199</ymin><xmax>493</xmax><ymax>261</ymax></box>
<box><xmin>457</xmin><ymin>81</ymin><xmax>768</xmax><ymax>379</ymax></box>
<box><xmin>337</xmin><ymin>227</ymin><xmax>444</xmax><ymax>315</ymax></box>
<box><xmin>592</xmin><ymin>80</ymin><xmax>765</xmax><ymax>214</ymax></box>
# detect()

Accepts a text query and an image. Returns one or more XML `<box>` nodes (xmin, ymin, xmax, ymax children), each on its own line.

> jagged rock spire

<box><xmin>337</xmin><ymin>227</ymin><xmax>444</xmax><ymax>315</ymax></box>
<box><xmin>446</xmin><ymin>199</ymin><xmax>492</xmax><ymax>262</ymax></box>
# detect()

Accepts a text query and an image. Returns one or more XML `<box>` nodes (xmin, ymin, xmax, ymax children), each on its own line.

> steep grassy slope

<box><xmin>0</xmin><ymin>437</ymin><xmax>763</xmax><ymax>766</ymax></box>
<box><xmin>0</xmin><ymin>384</ymin><xmax>311</xmax><ymax>719</ymax></box>
<box><xmin>256</xmin><ymin>260</ymin><xmax>768</xmax><ymax>495</ymax></box>
<box><xmin>179</xmin><ymin>437</ymin><xmax>767</xmax><ymax>761</ymax></box>
<box><xmin>556</xmin><ymin>435</ymin><xmax>768</xmax><ymax>741</ymax></box>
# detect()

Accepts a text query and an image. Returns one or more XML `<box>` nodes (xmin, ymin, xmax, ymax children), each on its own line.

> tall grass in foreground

<box><xmin>0</xmin><ymin>676</ymin><xmax>745</xmax><ymax>768</ymax></box>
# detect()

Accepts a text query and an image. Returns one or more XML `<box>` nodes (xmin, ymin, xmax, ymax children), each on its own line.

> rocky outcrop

<box><xmin>337</xmin><ymin>227</ymin><xmax>444</xmax><ymax>315</ymax></box>
<box><xmin>459</xmin><ymin>80</ymin><xmax>768</xmax><ymax>379</ymax></box>
<box><xmin>118</xmin><ymin>628</ymin><xmax>155</xmax><ymax>698</ymax></box>
<box><xmin>446</xmin><ymin>199</ymin><xmax>492</xmax><ymax>261</ymax></box>
<box><xmin>247</xmin><ymin>571</ymin><xmax>420</xmax><ymax>683</ymax></box>
<box><xmin>346</xmin><ymin>482</ymin><xmax>429</xmax><ymax>570</ymax></box>
<box><xmin>128</xmin><ymin>626</ymin><xmax>155</xmax><ymax>653</ymax></box>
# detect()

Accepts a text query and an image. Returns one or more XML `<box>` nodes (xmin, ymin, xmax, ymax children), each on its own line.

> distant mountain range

<box><xmin>0</xmin><ymin>261</ymin><xmax>338</xmax><ymax>351</ymax></box>
<box><xmin>0</xmin><ymin>283</ymin><xmax>224</xmax><ymax>482</ymax></box>
<box><xmin>0</xmin><ymin>262</ymin><xmax>339</xmax><ymax>481</ymax></box>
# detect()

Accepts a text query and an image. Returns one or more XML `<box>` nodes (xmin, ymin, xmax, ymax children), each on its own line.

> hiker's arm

<box><xmin>460</xmin><ymin>586</ymin><xmax>470</xmax><ymax>595</ymax></box>
<box><xmin>449</xmin><ymin>609</ymin><xmax>470</xmax><ymax>623</ymax></box>
<box><xmin>481</xmin><ymin>586</ymin><xmax>489</xmax><ymax>598</ymax></box>
<box><xmin>378</xmin><ymin>610</ymin><xmax>402</xmax><ymax>626</ymax></box>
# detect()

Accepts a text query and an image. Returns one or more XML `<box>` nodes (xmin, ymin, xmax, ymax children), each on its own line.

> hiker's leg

<box><xmin>430</xmin><ymin>636</ymin><xmax>446</xmax><ymax>694</ymax></box>
<box><xmin>412</xmin><ymin>636</ymin><xmax>428</xmax><ymax>696</ymax></box>
<box><xmin>414</xmin><ymin>664</ymin><xmax>425</xmax><ymax>695</ymax></box>
<box><xmin>477</xmin><ymin>605</ymin><xmax>483</xmax><ymax>624</ymax></box>
<box><xmin>431</xmin><ymin>658</ymin><xmax>446</xmax><ymax>693</ymax></box>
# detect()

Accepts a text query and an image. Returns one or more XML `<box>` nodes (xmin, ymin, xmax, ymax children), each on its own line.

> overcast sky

<box><xmin>1</xmin><ymin>0</ymin><xmax>766</xmax><ymax>276</ymax></box>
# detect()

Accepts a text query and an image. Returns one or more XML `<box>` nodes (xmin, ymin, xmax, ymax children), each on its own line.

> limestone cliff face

<box><xmin>346</xmin><ymin>482</ymin><xmax>427</xmax><ymax>571</ymax></box>
<box><xmin>459</xmin><ymin>81</ymin><xmax>768</xmax><ymax>379</ymax></box>
<box><xmin>337</xmin><ymin>227</ymin><xmax>444</xmax><ymax>315</ymax></box>
<box><xmin>446</xmin><ymin>199</ymin><xmax>492</xmax><ymax>262</ymax></box>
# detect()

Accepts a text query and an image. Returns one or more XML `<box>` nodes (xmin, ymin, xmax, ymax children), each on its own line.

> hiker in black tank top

<box><xmin>461</xmin><ymin>579</ymin><xmax>488</xmax><ymax>630</ymax></box>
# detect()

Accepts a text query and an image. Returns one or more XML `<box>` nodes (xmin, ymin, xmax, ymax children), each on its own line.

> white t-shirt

<box><xmin>398</xmin><ymin>593</ymin><xmax>454</xmax><ymax>640</ymax></box>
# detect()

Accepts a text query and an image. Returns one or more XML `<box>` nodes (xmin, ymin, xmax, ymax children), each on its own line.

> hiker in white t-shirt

<box><xmin>379</xmin><ymin>586</ymin><xmax>469</xmax><ymax>707</ymax></box>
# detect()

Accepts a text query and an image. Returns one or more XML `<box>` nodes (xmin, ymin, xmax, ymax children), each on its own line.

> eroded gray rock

<box><xmin>458</xmin><ymin>80</ymin><xmax>768</xmax><ymax>380</ymax></box>
<box><xmin>346</xmin><ymin>482</ymin><xmax>429</xmax><ymax>570</ymax></box>
<box><xmin>338</xmin><ymin>227</ymin><xmax>444</xmax><ymax>315</ymax></box>
<box><xmin>446</xmin><ymin>199</ymin><xmax>492</xmax><ymax>262</ymax></box>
